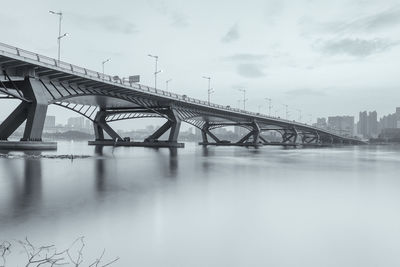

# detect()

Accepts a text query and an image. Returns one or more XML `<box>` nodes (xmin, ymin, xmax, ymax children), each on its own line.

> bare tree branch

<box><xmin>1</xmin><ymin>238</ymin><xmax>118</xmax><ymax>267</ymax></box>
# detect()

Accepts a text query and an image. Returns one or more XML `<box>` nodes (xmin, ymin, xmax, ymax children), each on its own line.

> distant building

<box><xmin>358</xmin><ymin>111</ymin><xmax>368</xmax><ymax>137</ymax></box>
<box><xmin>145</xmin><ymin>125</ymin><xmax>155</xmax><ymax>133</ymax></box>
<box><xmin>379</xmin><ymin>107</ymin><xmax>400</xmax><ymax>131</ymax></box>
<box><xmin>328</xmin><ymin>116</ymin><xmax>354</xmax><ymax>136</ymax></box>
<box><xmin>368</xmin><ymin>111</ymin><xmax>378</xmax><ymax>137</ymax></box>
<box><xmin>379</xmin><ymin>128</ymin><xmax>400</xmax><ymax>141</ymax></box>
<box><xmin>67</xmin><ymin>117</ymin><xmax>84</xmax><ymax>128</ymax></box>
<box><xmin>44</xmin><ymin>115</ymin><xmax>56</xmax><ymax>129</ymax></box>
<box><xmin>234</xmin><ymin>126</ymin><xmax>246</xmax><ymax>137</ymax></box>
<box><xmin>357</xmin><ymin>110</ymin><xmax>378</xmax><ymax>138</ymax></box>
<box><xmin>84</xmin><ymin>119</ymin><xmax>92</xmax><ymax>130</ymax></box>
<box><xmin>195</xmin><ymin>127</ymin><xmax>202</xmax><ymax>141</ymax></box>
<box><xmin>316</xmin><ymin>118</ymin><xmax>327</xmax><ymax>129</ymax></box>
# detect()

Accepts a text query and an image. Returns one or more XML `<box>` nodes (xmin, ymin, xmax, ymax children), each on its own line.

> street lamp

<box><xmin>281</xmin><ymin>104</ymin><xmax>289</xmax><ymax>119</ymax></box>
<box><xmin>265</xmin><ymin>98</ymin><xmax>272</xmax><ymax>116</ymax></box>
<box><xmin>295</xmin><ymin>109</ymin><xmax>302</xmax><ymax>122</ymax></box>
<box><xmin>308</xmin><ymin>114</ymin><xmax>313</xmax><ymax>125</ymax></box>
<box><xmin>102</xmin><ymin>58</ymin><xmax>111</xmax><ymax>80</ymax></box>
<box><xmin>166</xmin><ymin>79</ymin><xmax>172</xmax><ymax>91</ymax></box>
<box><xmin>148</xmin><ymin>54</ymin><xmax>161</xmax><ymax>89</ymax></box>
<box><xmin>238</xmin><ymin>88</ymin><xmax>247</xmax><ymax>110</ymax></box>
<box><xmin>49</xmin><ymin>10</ymin><xmax>68</xmax><ymax>62</ymax></box>
<box><xmin>202</xmin><ymin>76</ymin><xmax>214</xmax><ymax>104</ymax></box>
<box><xmin>237</xmin><ymin>99</ymin><xmax>241</xmax><ymax>109</ymax></box>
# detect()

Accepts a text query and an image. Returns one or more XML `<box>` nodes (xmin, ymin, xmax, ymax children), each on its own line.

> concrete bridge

<box><xmin>0</xmin><ymin>42</ymin><xmax>364</xmax><ymax>150</ymax></box>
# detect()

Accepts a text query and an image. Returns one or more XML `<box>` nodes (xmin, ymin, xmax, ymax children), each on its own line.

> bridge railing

<box><xmin>0</xmin><ymin>42</ymin><xmax>358</xmax><ymax>140</ymax></box>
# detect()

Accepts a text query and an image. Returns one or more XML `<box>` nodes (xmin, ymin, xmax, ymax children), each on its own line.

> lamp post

<box><xmin>295</xmin><ymin>109</ymin><xmax>302</xmax><ymax>122</ymax></box>
<box><xmin>148</xmin><ymin>54</ymin><xmax>161</xmax><ymax>89</ymax></box>
<box><xmin>281</xmin><ymin>104</ymin><xmax>289</xmax><ymax>120</ymax></box>
<box><xmin>102</xmin><ymin>58</ymin><xmax>111</xmax><ymax>80</ymax></box>
<box><xmin>49</xmin><ymin>10</ymin><xmax>68</xmax><ymax>62</ymax></box>
<box><xmin>238</xmin><ymin>88</ymin><xmax>247</xmax><ymax>110</ymax></box>
<box><xmin>202</xmin><ymin>76</ymin><xmax>214</xmax><ymax>104</ymax></box>
<box><xmin>265</xmin><ymin>98</ymin><xmax>272</xmax><ymax>116</ymax></box>
<box><xmin>166</xmin><ymin>79</ymin><xmax>172</xmax><ymax>91</ymax></box>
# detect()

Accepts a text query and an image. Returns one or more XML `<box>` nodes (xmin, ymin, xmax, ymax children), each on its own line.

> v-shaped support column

<box><xmin>282</xmin><ymin>127</ymin><xmax>298</xmax><ymax>144</ymax></box>
<box><xmin>237</xmin><ymin>121</ymin><xmax>260</xmax><ymax>145</ymax></box>
<box><xmin>93</xmin><ymin>109</ymin><xmax>122</xmax><ymax>141</ymax></box>
<box><xmin>200</xmin><ymin>122</ymin><xmax>221</xmax><ymax>144</ymax></box>
<box><xmin>0</xmin><ymin>78</ymin><xmax>49</xmax><ymax>141</ymax></box>
<box><xmin>145</xmin><ymin>109</ymin><xmax>181</xmax><ymax>142</ymax></box>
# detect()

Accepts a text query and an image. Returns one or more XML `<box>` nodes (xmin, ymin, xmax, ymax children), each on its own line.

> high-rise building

<box><xmin>358</xmin><ymin>110</ymin><xmax>378</xmax><ymax>138</ymax></box>
<box><xmin>379</xmin><ymin>107</ymin><xmax>400</xmax><ymax>131</ymax></box>
<box><xmin>316</xmin><ymin>118</ymin><xmax>327</xmax><ymax>129</ymax></box>
<box><xmin>44</xmin><ymin>115</ymin><xmax>56</xmax><ymax>129</ymax></box>
<box><xmin>358</xmin><ymin>111</ymin><xmax>368</xmax><ymax>137</ymax></box>
<box><xmin>328</xmin><ymin>116</ymin><xmax>354</xmax><ymax>136</ymax></box>
<box><xmin>368</xmin><ymin>111</ymin><xmax>378</xmax><ymax>137</ymax></box>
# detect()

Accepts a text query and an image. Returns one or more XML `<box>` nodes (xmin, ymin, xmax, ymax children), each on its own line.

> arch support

<box><xmin>200</xmin><ymin>121</ymin><xmax>262</xmax><ymax>148</ymax></box>
<box><xmin>88</xmin><ymin>107</ymin><xmax>184</xmax><ymax>148</ymax></box>
<box><xmin>145</xmin><ymin>109</ymin><xmax>181</xmax><ymax>143</ymax></box>
<box><xmin>301</xmin><ymin>131</ymin><xmax>320</xmax><ymax>144</ymax></box>
<box><xmin>93</xmin><ymin>109</ymin><xmax>122</xmax><ymax>141</ymax></box>
<box><xmin>0</xmin><ymin>77</ymin><xmax>56</xmax><ymax>150</ymax></box>
<box><xmin>281</xmin><ymin>127</ymin><xmax>298</xmax><ymax>144</ymax></box>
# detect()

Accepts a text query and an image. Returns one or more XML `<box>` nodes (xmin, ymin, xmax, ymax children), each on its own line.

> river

<box><xmin>1</xmin><ymin>142</ymin><xmax>399</xmax><ymax>266</ymax></box>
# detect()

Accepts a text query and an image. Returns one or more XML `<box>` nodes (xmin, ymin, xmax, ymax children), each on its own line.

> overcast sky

<box><xmin>1</xmin><ymin>0</ymin><xmax>399</xmax><ymax>126</ymax></box>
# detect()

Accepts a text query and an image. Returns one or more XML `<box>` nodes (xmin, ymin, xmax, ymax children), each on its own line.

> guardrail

<box><xmin>0</xmin><ymin>41</ymin><xmax>358</xmax><ymax>141</ymax></box>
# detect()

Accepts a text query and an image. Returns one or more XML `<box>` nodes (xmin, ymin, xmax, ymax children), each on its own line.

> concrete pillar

<box><xmin>93</xmin><ymin>110</ymin><xmax>122</xmax><ymax>141</ymax></box>
<box><xmin>0</xmin><ymin>78</ymin><xmax>49</xmax><ymax>141</ymax></box>
<box><xmin>0</xmin><ymin>102</ymin><xmax>29</xmax><ymax>140</ymax></box>
<box><xmin>168</xmin><ymin>110</ymin><xmax>181</xmax><ymax>142</ymax></box>
<box><xmin>145</xmin><ymin>108</ymin><xmax>181</xmax><ymax>143</ymax></box>
<box><xmin>252</xmin><ymin>121</ymin><xmax>260</xmax><ymax>144</ymax></box>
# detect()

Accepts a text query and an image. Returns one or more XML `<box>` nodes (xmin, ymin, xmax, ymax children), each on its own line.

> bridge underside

<box><xmin>0</xmin><ymin>53</ymin><xmax>364</xmax><ymax>150</ymax></box>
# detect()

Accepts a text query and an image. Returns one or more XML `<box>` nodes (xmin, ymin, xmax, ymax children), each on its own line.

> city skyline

<box><xmin>29</xmin><ymin>105</ymin><xmax>399</xmax><ymax>141</ymax></box>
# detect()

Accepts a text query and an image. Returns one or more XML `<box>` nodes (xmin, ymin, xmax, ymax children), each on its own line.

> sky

<box><xmin>0</xmin><ymin>0</ymin><xmax>399</xmax><ymax>128</ymax></box>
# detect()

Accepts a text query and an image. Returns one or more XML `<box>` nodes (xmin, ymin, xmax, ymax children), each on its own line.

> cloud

<box><xmin>170</xmin><ymin>12</ymin><xmax>189</xmax><ymax>28</ymax></box>
<box><xmin>221</xmin><ymin>24</ymin><xmax>239</xmax><ymax>43</ymax></box>
<box><xmin>222</xmin><ymin>53</ymin><xmax>268</xmax><ymax>61</ymax></box>
<box><xmin>264</xmin><ymin>0</ymin><xmax>285</xmax><ymax>24</ymax></box>
<box><xmin>70</xmin><ymin>14</ymin><xmax>136</xmax><ymax>34</ymax></box>
<box><xmin>300</xmin><ymin>5</ymin><xmax>400</xmax><ymax>36</ymax></box>
<box><xmin>148</xmin><ymin>0</ymin><xmax>189</xmax><ymax>28</ymax></box>
<box><xmin>285</xmin><ymin>88</ymin><xmax>326</xmax><ymax>97</ymax></box>
<box><xmin>237</xmin><ymin>63</ymin><xmax>266</xmax><ymax>78</ymax></box>
<box><xmin>346</xmin><ymin>6</ymin><xmax>400</xmax><ymax>32</ymax></box>
<box><xmin>315</xmin><ymin>38</ymin><xmax>400</xmax><ymax>57</ymax></box>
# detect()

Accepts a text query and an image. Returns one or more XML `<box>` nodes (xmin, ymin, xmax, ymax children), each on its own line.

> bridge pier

<box><xmin>199</xmin><ymin>121</ymin><xmax>263</xmax><ymax>148</ymax></box>
<box><xmin>300</xmin><ymin>131</ymin><xmax>322</xmax><ymax>147</ymax></box>
<box><xmin>88</xmin><ymin>108</ymin><xmax>184</xmax><ymax>148</ymax></box>
<box><xmin>93</xmin><ymin>109</ymin><xmax>122</xmax><ymax>141</ymax></box>
<box><xmin>0</xmin><ymin>77</ymin><xmax>56</xmax><ymax>150</ymax></box>
<box><xmin>281</xmin><ymin>127</ymin><xmax>298</xmax><ymax>146</ymax></box>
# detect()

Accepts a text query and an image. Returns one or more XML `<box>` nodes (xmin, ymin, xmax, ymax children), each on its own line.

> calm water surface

<box><xmin>1</xmin><ymin>142</ymin><xmax>400</xmax><ymax>266</ymax></box>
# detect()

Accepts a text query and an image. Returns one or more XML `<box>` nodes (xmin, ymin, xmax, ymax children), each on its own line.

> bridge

<box><xmin>0</xmin><ymin>42</ymin><xmax>364</xmax><ymax>150</ymax></box>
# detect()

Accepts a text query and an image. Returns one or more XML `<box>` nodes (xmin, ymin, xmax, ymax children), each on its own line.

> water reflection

<box><xmin>95</xmin><ymin>157</ymin><xmax>106</xmax><ymax>193</ymax></box>
<box><xmin>1</xmin><ymin>152</ymin><xmax>43</xmax><ymax>221</ymax></box>
<box><xmin>2</xmin><ymin>143</ymin><xmax>400</xmax><ymax>266</ymax></box>
<box><xmin>168</xmin><ymin>148</ymin><xmax>178</xmax><ymax>177</ymax></box>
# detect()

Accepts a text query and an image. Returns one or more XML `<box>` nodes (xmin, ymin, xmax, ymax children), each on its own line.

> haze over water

<box><xmin>1</xmin><ymin>142</ymin><xmax>400</xmax><ymax>266</ymax></box>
